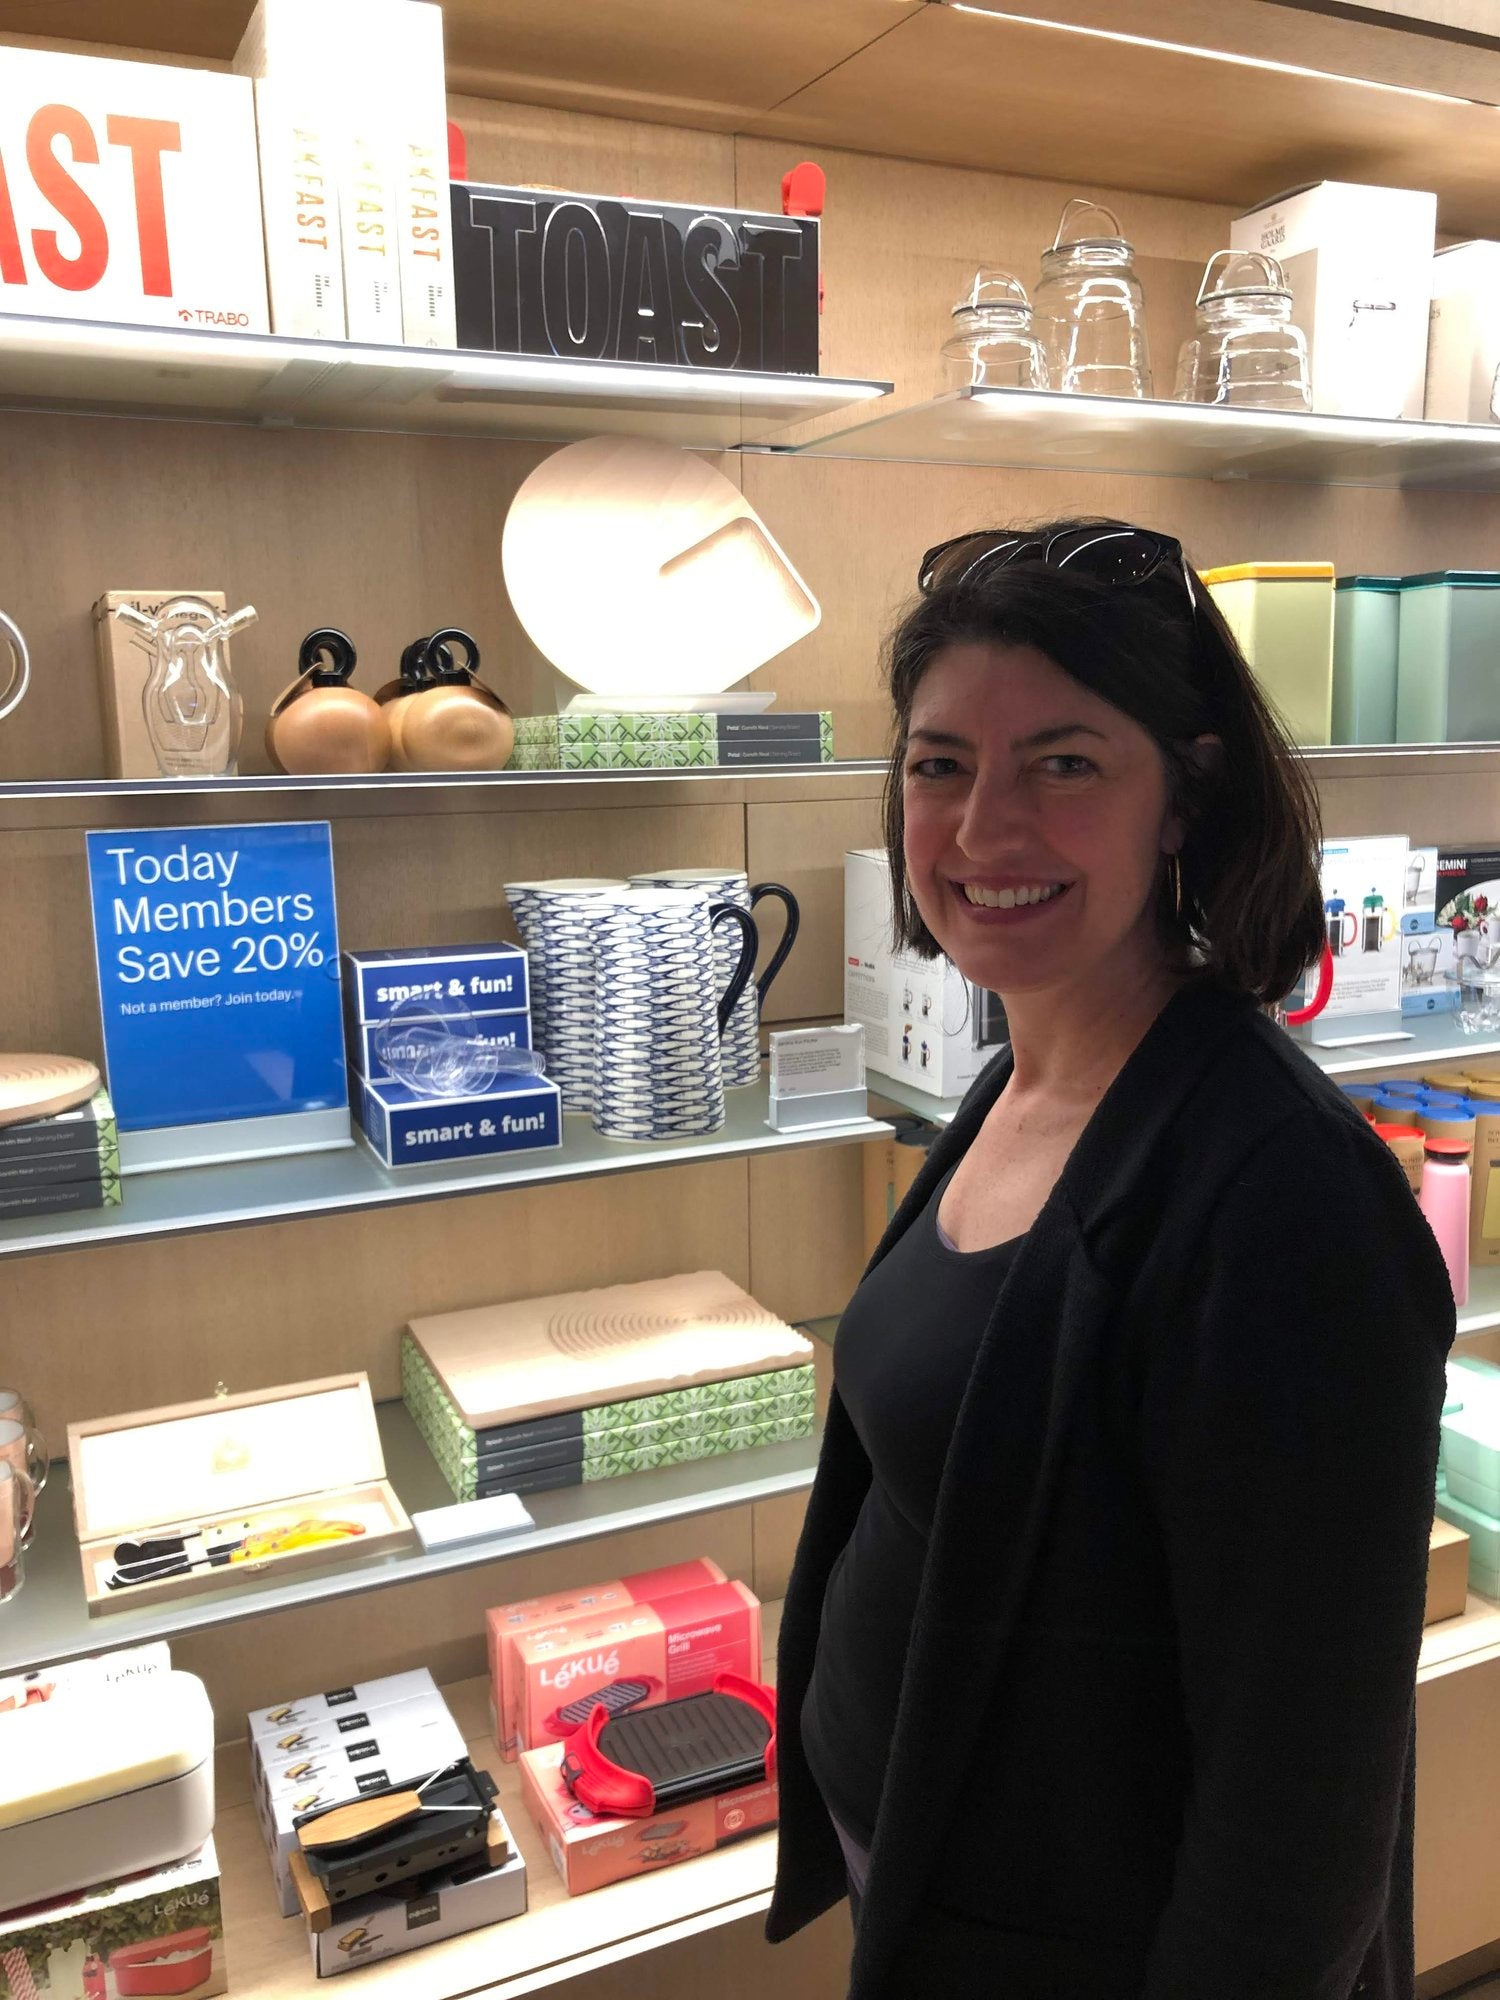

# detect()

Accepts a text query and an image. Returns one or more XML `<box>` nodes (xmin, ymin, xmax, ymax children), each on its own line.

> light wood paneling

<box><xmin>748</xmin><ymin>1146</ymin><xmax>867</xmax><ymax>1324</ymax></box>
<box><xmin>747</xmin><ymin>795</ymin><xmax>883</xmax><ymax>1021</ymax></box>
<box><xmin>0</xmin><ymin>1156</ymin><xmax>752</xmax><ymax>1437</ymax></box>
<box><xmin>0</xmin><ymin>799</ymin><xmax>744</xmax><ymax>1062</ymax></box>
<box><xmin>1417</xmin><ymin>1649</ymin><xmax>1500</xmax><ymax>1971</ymax></box>
<box><xmin>559</xmin><ymin>1905</ymin><xmax>852</xmax><ymax>2000</ymax></box>
<box><xmin>452</xmin><ymin>89</ymin><xmax>735</xmax><ymax>201</ymax></box>
<box><xmin>752</xmin><ymin>1491</ymin><xmax>811</xmax><ymax>1605</ymax></box>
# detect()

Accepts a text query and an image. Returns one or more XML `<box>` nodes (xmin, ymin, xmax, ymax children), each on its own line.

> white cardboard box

<box><xmin>1231</xmin><ymin>181</ymin><xmax>1436</xmax><ymax>419</ymax></box>
<box><xmin>1425</xmin><ymin>240</ymin><xmax>1500</xmax><ymax>425</ymax></box>
<box><xmin>0</xmin><ymin>46</ymin><xmax>268</xmax><ymax>332</ymax></box>
<box><xmin>306</xmin><ymin>1843</ymin><xmax>526</xmax><ymax>1976</ymax></box>
<box><xmin>1312</xmin><ymin>834</ymin><xmax>1408</xmax><ymax>1022</ymax></box>
<box><xmin>844</xmin><ymin>848</ymin><xmax>1006</xmax><ymax>1101</ymax></box>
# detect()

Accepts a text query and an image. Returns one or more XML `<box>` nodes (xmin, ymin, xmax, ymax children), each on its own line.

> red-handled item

<box><xmin>560</xmin><ymin>1673</ymin><xmax>776</xmax><ymax>1817</ymax></box>
<box><xmin>1282</xmin><ymin>942</ymin><xmax>1335</xmax><ymax>1027</ymax></box>
<box><xmin>782</xmin><ymin>161</ymin><xmax>826</xmax><ymax>318</ymax></box>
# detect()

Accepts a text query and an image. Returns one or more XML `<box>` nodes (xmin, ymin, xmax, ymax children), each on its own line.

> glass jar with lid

<box><xmin>1033</xmin><ymin>198</ymin><xmax>1152</xmax><ymax>399</ymax></box>
<box><xmin>1175</xmin><ymin>250</ymin><xmax>1312</xmax><ymax>411</ymax></box>
<box><xmin>940</xmin><ymin>270</ymin><xmax>1048</xmax><ymax>390</ymax></box>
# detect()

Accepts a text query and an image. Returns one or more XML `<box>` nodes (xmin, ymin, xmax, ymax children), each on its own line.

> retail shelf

<box><xmin>0</xmin><ymin>1086</ymin><xmax>891</xmax><ymax>1262</ymax></box>
<box><xmin>1455</xmin><ymin>1272</ymin><xmax>1500</xmax><ymax>1340</ymax></box>
<box><xmin>217</xmin><ymin>1656</ymin><xmax>787</xmax><ymax>1999</ymax></box>
<box><xmin>1419</xmin><ymin>1592</ymin><xmax>1500</xmax><ymax>1680</ymax></box>
<box><xmin>869</xmin><ymin>1075</ymin><xmax>964</xmax><ymax>1129</ymax></box>
<box><xmin>0</xmin><ymin>312</ymin><xmax>890</xmax><ymax>447</ymax></box>
<box><xmin>793</xmin><ymin>388</ymin><xmax>1500</xmax><ymax>492</ymax></box>
<box><xmin>1286</xmin><ymin>1012</ymin><xmax>1500</xmax><ymax>1077</ymax></box>
<box><xmin>0</xmin><ymin>1401</ymin><xmax>819</xmax><ymax>1677</ymax></box>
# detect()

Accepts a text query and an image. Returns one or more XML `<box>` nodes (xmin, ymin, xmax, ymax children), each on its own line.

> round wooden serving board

<box><xmin>0</xmin><ymin>1053</ymin><xmax>100</xmax><ymax>1127</ymax></box>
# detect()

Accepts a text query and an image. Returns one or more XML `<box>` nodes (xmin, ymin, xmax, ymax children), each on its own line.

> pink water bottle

<box><xmin>1419</xmin><ymin>1109</ymin><xmax>1474</xmax><ymax>1308</ymax></box>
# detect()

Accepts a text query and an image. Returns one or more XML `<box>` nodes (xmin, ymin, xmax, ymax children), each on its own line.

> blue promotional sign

<box><xmin>86</xmin><ymin>821</ymin><xmax>348</xmax><ymax>1169</ymax></box>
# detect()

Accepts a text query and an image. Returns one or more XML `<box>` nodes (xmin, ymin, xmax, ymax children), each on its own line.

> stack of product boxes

<box><xmin>509</xmin><ymin>710</ymin><xmax>834</xmax><ymax>772</ymax></box>
<box><xmin>0</xmin><ymin>1644</ymin><xmax>227</xmax><ymax>1998</ymax></box>
<box><xmin>249</xmin><ymin>1666</ymin><xmax>526</xmax><ymax>1970</ymax></box>
<box><xmin>1402</xmin><ymin>843</ymin><xmax>1500</xmax><ymax>1017</ymax></box>
<box><xmin>487</xmin><ymin>1559</ymin><xmax>779</xmax><ymax>1895</ymax></box>
<box><xmin>342</xmin><ymin>944</ymin><xmax>561</xmax><ymax>1168</ymax></box>
<box><xmin>0</xmin><ymin>1090</ymin><xmax>121</xmax><ymax>1222</ymax></box>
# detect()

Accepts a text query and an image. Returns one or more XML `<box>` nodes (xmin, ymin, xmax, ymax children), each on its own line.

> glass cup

<box><xmin>0</xmin><ymin>1461</ymin><xmax>36</xmax><ymax>1603</ymax></box>
<box><xmin>0</xmin><ymin>1389</ymin><xmax>46</xmax><ymax>1500</ymax></box>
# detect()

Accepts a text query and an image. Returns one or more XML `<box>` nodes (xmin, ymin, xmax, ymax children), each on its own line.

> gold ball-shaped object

<box><xmin>389</xmin><ymin>686</ymin><xmax>516</xmax><ymax>772</ymax></box>
<box><xmin>268</xmin><ymin>688</ymin><xmax>391</xmax><ymax>775</ymax></box>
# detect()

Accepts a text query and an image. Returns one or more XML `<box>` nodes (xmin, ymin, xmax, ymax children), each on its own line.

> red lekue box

<box><xmin>520</xmin><ymin>1738</ymin><xmax>779</xmax><ymax>1895</ymax></box>
<box><xmin>509</xmin><ymin>1581</ymin><xmax>761</xmax><ymax>1760</ymax></box>
<box><xmin>486</xmin><ymin>1559</ymin><xmax>726</xmax><ymax>1760</ymax></box>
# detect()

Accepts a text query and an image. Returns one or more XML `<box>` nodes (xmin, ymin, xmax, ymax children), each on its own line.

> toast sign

<box><xmin>0</xmin><ymin>47</ymin><xmax>269</xmax><ymax>331</ymax></box>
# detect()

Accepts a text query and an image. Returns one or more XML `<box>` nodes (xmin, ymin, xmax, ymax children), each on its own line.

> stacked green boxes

<box><xmin>1437</xmin><ymin>1357</ymin><xmax>1500</xmax><ymax>1594</ymax></box>
<box><xmin>402</xmin><ymin>1332</ymin><xmax>816</xmax><ymax>1502</ymax></box>
<box><xmin>508</xmin><ymin>711</ymin><xmax>835</xmax><ymax>772</ymax></box>
<box><xmin>0</xmin><ymin>1089</ymin><xmax>121</xmax><ymax>1218</ymax></box>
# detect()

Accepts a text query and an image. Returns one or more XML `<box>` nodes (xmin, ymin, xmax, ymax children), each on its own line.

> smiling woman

<box><xmin>768</xmin><ymin>518</ymin><xmax>1455</xmax><ymax>2000</ymax></box>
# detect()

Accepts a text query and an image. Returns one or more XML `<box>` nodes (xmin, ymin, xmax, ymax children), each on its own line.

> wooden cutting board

<box><xmin>0</xmin><ymin>1055</ymin><xmax>100</xmax><ymax>1128</ymax></box>
<box><xmin>500</xmin><ymin>436</ymin><xmax>819</xmax><ymax>700</ymax></box>
<box><xmin>407</xmin><ymin>1270</ymin><xmax>815</xmax><ymax>1429</ymax></box>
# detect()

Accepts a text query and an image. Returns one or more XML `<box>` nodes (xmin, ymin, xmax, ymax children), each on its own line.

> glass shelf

<box><xmin>0</xmin><ymin>1399</ymin><xmax>822</xmax><ymax>1677</ymax></box>
<box><xmin>0</xmin><ymin>1087</ymin><xmax>892</xmax><ymax>1261</ymax></box>
<box><xmin>793</xmin><ymin>387</ymin><xmax>1500</xmax><ymax>492</ymax></box>
<box><xmin>0</xmin><ymin>311</ymin><xmax>890</xmax><ymax>447</ymax></box>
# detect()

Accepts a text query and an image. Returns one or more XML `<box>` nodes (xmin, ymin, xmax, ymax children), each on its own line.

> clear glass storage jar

<box><xmin>941</xmin><ymin>270</ymin><xmax>1047</xmax><ymax>390</ymax></box>
<box><xmin>1033</xmin><ymin>198</ymin><xmax>1152</xmax><ymax>398</ymax></box>
<box><xmin>1174</xmin><ymin>251</ymin><xmax>1312</xmax><ymax>412</ymax></box>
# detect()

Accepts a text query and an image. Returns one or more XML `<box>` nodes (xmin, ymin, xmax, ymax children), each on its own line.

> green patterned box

<box><xmin>402</xmin><ymin>1333</ymin><xmax>816</xmax><ymax>1501</ymax></box>
<box><xmin>506</xmin><ymin>711</ymin><xmax>832</xmax><ymax>771</ymax></box>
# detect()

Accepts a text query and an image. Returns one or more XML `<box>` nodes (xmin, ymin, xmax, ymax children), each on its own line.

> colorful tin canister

<box><xmin>1396</xmin><ymin>571</ymin><xmax>1500</xmax><ymax>743</ymax></box>
<box><xmin>1332</xmin><ymin>575</ymin><xmax>1402</xmax><ymax>744</ymax></box>
<box><xmin>1202</xmin><ymin>561</ymin><xmax>1336</xmax><ymax>745</ymax></box>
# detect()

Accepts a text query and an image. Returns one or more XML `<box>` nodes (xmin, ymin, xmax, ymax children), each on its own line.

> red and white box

<box><xmin>520</xmin><ymin>1740</ymin><xmax>778</xmax><ymax>1896</ymax></box>
<box><xmin>486</xmin><ymin>1558</ymin><xmax>725</xmax><ymax>1759</ymax></box>
<box><xmin>509</xmin><ymin>1582</ymin><xmax>761</xmax><ymax>1762</ymax></box>
<box><xmin>0</xmin><ymin>46</ymin><xmax>268</xmax><ymax>332</ymax></box>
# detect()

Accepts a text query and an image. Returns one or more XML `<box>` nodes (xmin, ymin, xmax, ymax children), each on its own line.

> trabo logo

<box><xmin>540</xmin><ymin>1650</ymin><xmax>619</xmax><ymax>1692</ymax></box>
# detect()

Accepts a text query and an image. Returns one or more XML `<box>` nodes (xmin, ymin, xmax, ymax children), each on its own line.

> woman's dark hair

<box><xmin>882</xmin><ymin>516</ymin><xmax>1325</xmax><ymax>1007</ymax></box>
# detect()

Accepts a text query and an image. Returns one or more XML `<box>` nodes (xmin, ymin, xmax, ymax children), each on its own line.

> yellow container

<box><xmin>1201</xmin><ymin>561</ymin><xmax>1336</xmax><ymax>745</ymax></box>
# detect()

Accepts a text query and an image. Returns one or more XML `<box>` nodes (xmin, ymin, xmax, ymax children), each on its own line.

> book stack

<box><xmin>402</xmin><ymin>1271</ymin><xmax>818</xmax><ymax>1502</ymax></box>
<box><xmin>0</xmin><ymin>1091</ymin><xmax>121</xmax><ymax>1221</ymax></box>
<box><xmin>508</xmin><ymin>711</ymin><xmax>834</xmax><ymax>772</ymax></box>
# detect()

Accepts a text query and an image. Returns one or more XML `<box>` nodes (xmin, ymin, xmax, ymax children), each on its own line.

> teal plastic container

<box><xmin>1332</xmin><ymin>575</ymin><xmax>1401</xmax><ymax>744</ymax></box>
<box><xmin>1396</xmin><ymin>570</ymin><xmax>1500</xmax><ymax>742</ymax></box>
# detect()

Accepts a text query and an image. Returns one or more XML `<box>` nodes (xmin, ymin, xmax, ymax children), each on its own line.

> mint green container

<box><xmin>1332</xmin><ymin>576</ymin><xmax>1401</xmax><ymax>744</ymax></box>
<box><xmin>1396</xmin><ymin>570</ymin><xmax>1500</xmax><ymax>742</ymax></box>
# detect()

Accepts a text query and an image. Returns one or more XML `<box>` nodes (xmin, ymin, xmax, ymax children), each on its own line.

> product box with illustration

<box><xmin>0</xmin><ymin>1840</ymin><xmax>224</xmax><ymax>1999</ymax></box>
<box><xmin>299</xmin><ymin>1841</ymin><xmax>526</xmax><ymax>1977</ymax></box>
<box><xmin>93</xmin><ymin>592</ymin><xmax>233</xmax><ymax>781</ymax></box>
<box><xmin>1310</xmin><ymin>834</ymin><xmax>1407</xmax><ymax>1024</ymax></box>
<box><xmin>844</xmin><ymin>848</ymin><xmax>1008</xmax><ymax>1099</ymax></box>
<box><xmin>508</xmin><ymin>712</ymin><xmax>833</xmax><ymax>772</ymax></box>
<box><xmin>66</xmin><ymin>1373</ymin><xmax>413</xmax><ymax>1615</ymax></box>
<box><xmin>1230</xmin><ymin>180</ymin><xmax>1436</xmax><ymax>419</ymax></box>
<box><xmin>521</xmin><ymin>1739</ymin><xmax>778</xmax><ymax>1896</ymax></box>
<box><xmin>1426</xmin><ymin>241</ymin><xmax>1500</xmax><ymax>426</ymax></box>
<box><xmin>0</xmin><ymin>46</ymin><xmax>268</xmax><ymax>332</ymax></box>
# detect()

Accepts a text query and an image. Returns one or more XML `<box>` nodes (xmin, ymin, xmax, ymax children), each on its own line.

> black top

<box><xmin>802</xmin><ymin>1167</ymin><xmax>1019</xmax><ymax>1844</ymax></box>
<box><xmin>767</xmin><ymin>983</ymin><xmax>1454</xmax><ymax>2000</ymax></box>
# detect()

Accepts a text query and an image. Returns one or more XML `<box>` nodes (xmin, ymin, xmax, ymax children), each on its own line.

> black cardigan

<box><xmin>768</xmin><ymin>982</ymin><xmax>1453</xmax><ymax>2000</ymax></box>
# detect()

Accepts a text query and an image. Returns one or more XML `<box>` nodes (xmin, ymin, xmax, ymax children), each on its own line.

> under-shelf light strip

<box><xmin>946</xmin><ymin>2</ymin><xmax>1485</xmax><ymax>109</ymax></box>
<box><xmin>0</xmin><ymin>315</ymin><xmax>885</xmax><ymax>405</ymax></box>
<box><xmin>967</xmin><ymin>388</ymin><xmax>1497</xmax><ymax>450</ymax></box>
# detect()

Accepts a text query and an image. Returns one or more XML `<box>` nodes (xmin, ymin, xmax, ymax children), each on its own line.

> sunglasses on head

<box><xmin>917</xmin><ymin>524</ymin><xmax>1197</xmax><ymax>611</ymax></box>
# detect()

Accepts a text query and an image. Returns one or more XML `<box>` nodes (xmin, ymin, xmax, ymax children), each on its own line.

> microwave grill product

<box><xmin>560</xmin><ymin>1675</ymin><xmax>775</xmax><ymax>1816</ymax></box>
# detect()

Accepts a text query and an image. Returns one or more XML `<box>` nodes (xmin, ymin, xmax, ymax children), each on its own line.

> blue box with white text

<box><xmin>352</xmin><ymin>1071</ymin><xmax>561</xmax><ymax>1169</ymax></box>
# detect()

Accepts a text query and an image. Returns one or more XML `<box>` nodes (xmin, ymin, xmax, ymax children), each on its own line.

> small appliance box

<box><xmin>342</xmin><ymin>944</ymin><xmax>530</xmax><ymax>1026</ymax></box>
<box><xmin>844</xmin><ymin>848</ymin><xmax>1004</xmax><ymax>1100</ymax></box>
<box><xmin>0</xmin><ymin>46</ymin><xmax>268</xmax><ymax>332</ymax></box>
<box><xmin>352</xmin><ymin>1070</ymin><xmax>562</xmax><ymax>1169</ymax></box>
<box><xmin>249</xmin><ymin>1665</ymin><xmax>439</xmax><ymax>1743</ymax></box>
<box><xmin>1312</xmin><ymin>835</ymin><xmax>1407</xmax><ymax>1022</ymax></box>
<box><xmin>521</xmin><ymin>1741</ymin><xmax>778</xmax><ymax>1896</ymax></box>
<box><xmin>258</xmin><ymin>1695</ymin><xmax>466</xmax><ymax>1804</ymax></box>
<box><xmin>507</xmin><ymin>1581</ymin><xmax>761</xmax><ymax>1762</ymax></box>
<box><xmin>486</xmin><ymin>1558</ymin><xmax>727</xmax><ymax>1751</ymax></box>
<box><xmin>0</xmin><ymin>1839</ymin><xmax>224</xmax><ymax>1998</ymax></box>
<box><xmin>303</xmin><ymin>1843</ymin><xmax>527</xmax><ymax>1976</ymax></box>
<box><xmin>1230</xmin><ymin>181</ymin><xmax>1437</xmax><ymax>419</ymax></box>
<box><xmin>1426</xmin><ymin>241</ymin><xmax>1500</xmax><ymax>425</ymax></box>
<box><xmin>67</xmin><ymin>1373</ymin><xmax>413</xmax><ymax>1614</ymax></box>
<box><xmin>93</xmin><ymin>592</ymin><xmax>231</xmax><ymax>780</ymax></box>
